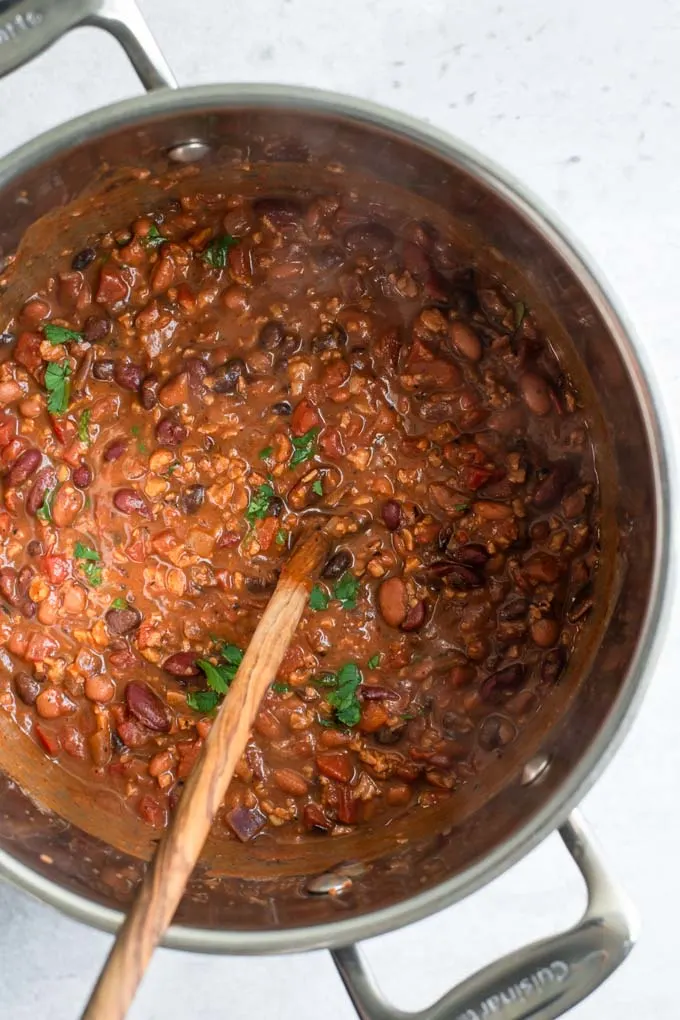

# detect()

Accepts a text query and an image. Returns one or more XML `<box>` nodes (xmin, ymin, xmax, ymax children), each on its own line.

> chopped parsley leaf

<box><xmin>45</xmin><ymin>361</ymin><xmax>71</xmax><ymax>415</ymax></box>
<box><xmin>36</xmin><ymin>488</ymin><xmax>54</xmax><ymax>524</ymax></box>
<box><xmin>259</xmin><ymin>446</ymin><xmax>273</xmax><ymax>460</ymax></box>
<box><xmin>221</xmin><ymin>644</ymin><xmax>244</xmax><ymax>667</ymax></box>
<box><xmin>43</xmin><ymin>324</ymin><xmax>83</xmax><ymax>345</ymax></box>
<box><xmin>245</xmin><ymin>482</ymin><xmax>275</xmax><ymax>524</ymax></box>
<box><xmin>111</xmin><ymin>597</ymin><xmax>129</xmax><ymax>609</ymax></box>
<box><xmin>275</xmin><ymin>528</ymin><xmax>286</xmax><ymax>546</ymax></box>
<box><xmin>186</xmin><ymin>690</ymin><xmax>220</xmax><ymax>713</ymax></box>
<box><xmin>367</xmin><ymin>653</ymin><xmax>381</xmax><ymax>670</ymax></box>
<box><xmin>332</xmin><ymin>572</ymin><xmax>360</xmax><ymax>610</ymax></box>
<box><xmin>78</xmin><ymin>408</ymin><xmax>91</xmax><ymax>444</ymax></box>
<box><xmin>309</xmin><ymin>584</ymin><xmax>329</xmax><ymax>611</ymax></box>
<box><xmin>327</xmin><ymin>663</ymin><xmax>363</xmax><ymax>727</ymax></box>
<box><xmin>271</xmin><ymin>681</ymin><xmax>291</xmax><ymax>694</ymax></box>
<box><xmin>74</xmin><ymin>542</ymin><xmax>102</xmax><ymax>587</ymax></box>
<box><xmin>202</xmin><ymin>234</ymin><xmax>238</xmax><ymax>268</ymax></box>
<box><xmin>290</xmin><ymin>427</ymin><xmax>319</xmax><ymax>467</ymax></box>
<box><xmin>455</xmin><ymin>503</ymin><xmax>470</xmax><ymax>513</ymax></box>
<box><xmin>514</xmin><ymin>301</ymin><xmax>526</xmax><ymax>329</ymax></box>
<box><xmin>197</xmin><ymin>644</ymin><xmax>244</xmax><ymax>695</ymax></box>
<box><xmin>144</xmin><ymin>223</ymin><xmax>167</xmax><ymax>248</ymax></box>
<box><xmin>312</xmin><ymin>479</ymin><xmax>323</xmax><ymax>496</ymax></box>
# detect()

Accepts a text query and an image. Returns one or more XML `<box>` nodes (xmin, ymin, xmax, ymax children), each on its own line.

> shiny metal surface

<box><xmin>332</xmin><ymin>811</ymin><xmax>637</xmax><ymax>1020</ymax></box>
<box><xmin>0</xmin><ymin>4</ymin><xmax>671</xmax><ymax>1020</ymax></box>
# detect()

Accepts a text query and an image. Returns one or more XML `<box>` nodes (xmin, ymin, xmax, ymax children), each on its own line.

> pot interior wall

<box><xmin>0</xmin><ymin>100</ymin><xmax>659</xmax><ymax>934</ymax></box>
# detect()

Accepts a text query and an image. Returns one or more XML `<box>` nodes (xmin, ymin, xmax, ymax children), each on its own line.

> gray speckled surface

<box><xmin>0</xmin><ymin>1</ymin><xmax>679</xmax><ymax>1017</ymax></box>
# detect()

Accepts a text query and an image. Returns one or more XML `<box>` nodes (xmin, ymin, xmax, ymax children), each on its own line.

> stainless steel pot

<box><xmin>0</xmin><ymin>3</ymin><xmax>671</xmax><ymax>1018</ymax></box>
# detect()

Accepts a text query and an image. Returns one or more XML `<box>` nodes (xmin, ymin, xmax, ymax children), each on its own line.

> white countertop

<box><xmin>1</xmin><ymin>1</ymin><xmax>679</xmax><ymax>1017</ymax></box>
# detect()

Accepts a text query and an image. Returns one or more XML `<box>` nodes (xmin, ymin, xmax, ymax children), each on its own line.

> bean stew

<box><xmin>0</xmin><ymin>188</ymin><xmax>598</xmax><ymax>843</ymax></box>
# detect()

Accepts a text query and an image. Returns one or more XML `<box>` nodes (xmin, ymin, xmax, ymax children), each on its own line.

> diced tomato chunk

<box><xmin>35</xmin><ymin>724</ymin><xmax>60</xmax><ymax>756</ymax></box>
<box><xmin>41</xmin><ymin>556</ymin><xmax>70</xmax><ymax>585</ymax></box>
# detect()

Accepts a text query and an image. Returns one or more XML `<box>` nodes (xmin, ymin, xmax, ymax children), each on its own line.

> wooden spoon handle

<box><xmin>81</xmin><ymin>523</ymin><xmax>332</xmax><ymax>1020</ymax></box>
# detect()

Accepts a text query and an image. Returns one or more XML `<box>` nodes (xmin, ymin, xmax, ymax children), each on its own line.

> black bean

<box><xmin>375</xmin><ymin>723</ymin><xmax>407</xmax><ymax>745</ymax></box>
<box><xmin>212</xmin><ymin>358</ymin><xmax>247</xmax><ymax>394</ymax></box>
<box><xmin>311</xmin><ymin>324</ymin><xmax>347</xmax><ymax>354</ymax></box>
<box><xmin>140</xmin><ymin>374</ymin><xmax>159</xmax><ymax>409</ymax></box>
<box><xmin>268</xmin><ymin>496</ymin><xmax>284</xmax><ymax>518</ymax></box>
<box><xmin>105</xmin><ymin>606</ymin><xmax>142</xmax><ymax>636</ymax></box>
<box><xmin>451</xmin><ymin>543</ymin><xmax>489</xmax><ymax>568</ymax></box>
<box><xmin>321</xmin><ymin>550</ymin><xmax>352</xmax><ymax>580</ymax></box>
<box><xmin>92</xmin><ymin>359</ymin><xmax>115</xmax><ymax>381</ymax></box>
<box><xmin>181</xmin><ymin>485</ymin><xmax>205</xmax><ymax>515</ymax></box>
<box><xmin>0</xmin><ymin>331</ymin><xmax>15</xmax><ymax>345</ymax></box>
<box><xmin>72</xmin><ymin>464</ymin><xmax>92</xmax><ymax>489</ymax></box>
<box><xmin>14</xmin><ymin>672</ymin><xmax>41</xmax><ymax>705</ymax></box>
<box><xmin>271</xmin><ymin>401</ymin><xmax>292</xmax><ymax>416</ymax></box>
<box><xmin>83</xmin><ymin>316</ymin><xmax>111</xmax><ymax>343</ymax></box>
<box><xmin>71</xmin><ymin>247</ymin><xmax>97</xmax><ymax>271</ymax></box>
<box><xmin>478</xmin><ymin>714</ymin><xmax>516</xmax><ymax>751</ymax></box>
<box><xmin>275</xmin><ymin>334</ymin><xmax>301</xmax><ymax>363</ymax></box>
<box><xmin>498</xmin><ymin>598</ymin><xmax>529</xmax><ymax>622</ymax></box>
<box><xmin>480</xmin><ymin>664</ymin><xmax>525</xmax><ymax>702</ymax></box>
<box><xmin>344</xmin><ymin>222</ymin><xmax>394</xmax><ymax>256</ymax></box>
<box><xmin>259</xmin><ymin>321</ymin><xmax>286</xmax><ymax>351</ymax></box>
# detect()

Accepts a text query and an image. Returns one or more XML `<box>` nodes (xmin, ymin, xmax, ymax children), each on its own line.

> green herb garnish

<box><xmin>312</xmin><ymin>479</ymin><xmax>323</xmax><ymax>496</ymax></box>
<box><xmin>186</xmin><ymin>690</ymin><xmax>220</xmax><ymax>713</ymax></box>
<box><xmin>332</xmin><ymin>572</ymin><xmax>360</xmax><ymax>610</ymax></box>
<box><xmin>197</xmin><ymin>644</ymin><xmax>244</xmax><ymax>695</ymax></box>
<box><xmin>276</xmin><ymin>529</ymin><xmax>286</xmax><ymax>546</ymax></box>
<box><xmin>309</xmin><ymin>584</ymin><xmax>329</xmax><ymax>611</ymax></box>
<box><xmin>111</xmin><ymin>597</ymin><xmax>129</xmax><ymax>609</ymax></box>
<box><xmin>259</xmin><ymin>446</ymin><xmax>273</xmax><ymax>460</ymax></box>
<box><xmin>327</xmin><ymin>663</ymin><xmax>363</xmax><ymax>728</ymax></box>
<box><xmin>74</xmin><ymin>542</ymin><xmax>102</xmax><ymax>586</ymax></box>
<box><xmin>144</xmin><ymin>223</ymin><xmax>167</xmax><ymax>248</ymax></box>
<box><xmin>455</xmin><ymin>503</ymin><xmax>470</xmax><ymax>512</ymax></box>
<box><xmin>271</xmin><ymin>681</ymin><xmax>291</xmax><ymax>694</ymax></box>
<box><xmin>290</xmin><ymin>427</ymin><xmax>319</xmax><ymax>467</ymax></box>
<box><xmin>43</xmin><ymin>324</ymin><xmax>83</xmax><ymax>345</ymax></box>
<box><xmin>45</xmin><ymin>361</ymin><xmax>71</xmax><ymax>415</ymax></box>
<box><xmin>245</xmin><ymin>482</ymin><xmax>275</xmax><ymax>524</ymax></box>
<box><xmin>36</xmin><ymin>488</ymin><xmax>55</xmax><ymax>524</ymax></box>
<box><xmin>514</xmin><ymin>301</ymin><xmax>526</xmax><ymax>329</ymax></box>
<box><xmin>202</xmin><ymin>234</ymin><xmax>238</xmax><ymax>268</ymax></box>
<box><xmin>78</xmin><ymin>408</ymin><xmax>91</xmax><ymax>444</ymax></box>
<box><xmin>367</xmin><ymin>653</ymin><xmax>381</xmax><ymax>670</ymax></box>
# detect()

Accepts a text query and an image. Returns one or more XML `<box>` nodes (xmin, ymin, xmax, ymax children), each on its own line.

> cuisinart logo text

<box><xmin>0</xmin><ymin>10</ymin><xmax>43</xmax><ymax>46</ymax></box>
<box><xmin>455</xmin><ymin>961</ymin><xmax>570</xmax><ymax>1020</ymax></box>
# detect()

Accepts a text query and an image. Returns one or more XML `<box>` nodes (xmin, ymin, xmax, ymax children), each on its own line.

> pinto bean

<box><xmin>7</xmin><ymin>449</ymin><xmax>41</xmax><ymax>487</ymax></box>
<box><xmin>125</xmin><ymin>681</ymin><xmax>171</xmax><ymax>732</ymax></box>
<box><xmin>378</xmin><ymin>576</ymin><xmax>408</xmax><ymax>628</ymax></box>
<box><xmin>51</xmin><ymin>484</ymin><xmax>83</xmax><ymax>528</ymax></box>
<box><xmin>519</xmin><ymin>372</ymin><xmax>553</xmax><ymax>416</ymax></box>
<box><xmin>531</xmin><ymin>617</ymin><xmax>560</xmax><ymax>647</ymax></box>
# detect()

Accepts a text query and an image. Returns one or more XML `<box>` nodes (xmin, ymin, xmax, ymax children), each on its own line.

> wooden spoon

<box><xmin>81</xmin><ymin>520</ymin><xmax>333</xmax><ymax>1020</ymax></box>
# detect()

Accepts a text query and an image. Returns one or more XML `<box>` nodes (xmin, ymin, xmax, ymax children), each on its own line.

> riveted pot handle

<box><xmin>0</xmin><ymin>0</ymin><xmax>176</xmax><ymax>91</ymax></box>
<box><xmin>331</xmin><ymin>812</ymin><xmax>637</xmax><ymax>1020</ymax></box>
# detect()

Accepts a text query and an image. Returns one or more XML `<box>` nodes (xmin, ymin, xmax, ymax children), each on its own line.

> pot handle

<box><xmin>331</xmin><ymin>811</ymin><xmax>637</xmax><ymax>1020</ymax></box>
<box><xmin>0</xmin><ymin>0</ymin><xmax>176</xmax><ymax>91</ymax></box>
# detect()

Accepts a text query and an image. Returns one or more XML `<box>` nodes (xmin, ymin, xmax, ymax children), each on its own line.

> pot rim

<box><xmin>0</xmin><ymin>83</ymin><xmax>672</xmax><ymax>954</ymax></box>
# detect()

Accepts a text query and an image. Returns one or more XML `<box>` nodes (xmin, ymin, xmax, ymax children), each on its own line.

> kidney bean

<box><xmin>423</xmin><ymin>561</ymin><xmax>482</xmax><ymax>589</ymax></box>
<box><xmin>92</xmin><ymin>359</ymin><xmax>115</xmax><ymax>381</ymax></box>
<box><xmin>227</xmin><ymin>805</ymin><xmax>267</xmax><ymax>842</ymax></box>
<box><xmin>140</xmin><ymin>373</ymin><xmax>159</xmax><ymax>409</ymax></box>
<box><xmin>71</xmin><ymin>247</ymin><xmax>96</xmax><ymax>271</ymax></box>
<box><xmin>449</xmin><ymin>321</ymin><xmax>482</xmax><ymax>361</ymax></box>
<box><xmin>113</xmin><ymin>488</ymin><xmax>151</xmax><ymax>518</ymax></box>
<box><xmin>26</xmin><ymin>467</ymin><xmax>57</xmax><ymax>515</ymax></box>
<box><xmin>212</xmin><ymin>358</ymin><xmax>247</xmax><ymax>393</ymax></box>
<box><xmin>125</xmin><ymin>681</ymin><xmax>171</xmax><ymax>732</ymax></box>
<box><xmin>321</xmin><ymin>550</ymin><xmax>352</xmax><ymax>580</ymax></box>
<box><xmin>84</xmin><ymin>316</ymin><xmax>111</xmax><ymax>343</ymax></box>
<box><xmin>181</xmin><ymin>484</ymin><xmax>205</xmax><ymax>515</ymax></box>
<box><xmin>7</xmin><ymin>449</ymin><xmax>41</xmax><ymax>488</ymax></box>
<box><xmin>105</xmin><ymin>606</ymin><xmax>142</xmax><ymax>635</ymax></box>
<box><xmin>381</xmin><ymin>499</ymin><xmax>402</xmax><ymax>531</ymax></box>
<box><xmin>452</xmin><ymin>543</ymin><xmax>489</xmax><ymax>568</ymax></box>
<box><xmin>14</xmin><ymin>672</ymin><xmax>41</xmax><ymax>705</ymax></box>
<box><xmin>519</xmin><ymin>372</ymin><xmax>553</xmax><ymax>416</ymax></box>
<box><xmin>104</xmin><ymin>439</ymin><xmax>128</xmax><ymax>462</ymax></box>
<box><xmin>567</xmin><ymin>582</ymin><xmax>594</xmax><ymax>623</ymax></box>
<box><xmin>156</xmin><ymin>417</ymin><xmax>187</xmax><ymax>446</ymax></box>
<box><xmin>378</xmin><ymin>576</ymin><xmax>408</xmax><ymax>628</ymax></box>
<box><xmin>114</xmin><ymin>362</ymin><xmax>143</xmax><ymax>392</ymax></box>
<box><xmin>359</xmin><ymin>685</ymin><xmax>399</xmax><ymax>701</ymax></box>
<box><xmin>541</xmin><ymin>647</ymin><xmax>567</xmax><ymax>683</ymax></box>
<box><xmin>478</xmin><ymin>714</ymin><xmax>517</xmax><ymax>750</ymax></box>
<box><xmin>163</xmin><ymin>652</ymin><xmax>200</xmax><ymax>677</ymax></box>
<box><xmin>498</xmin><ymin>597</ymin><xmax>529</xmax><ymax>621</ymax></box>
<box><xmin>344</xmin><ymin>222</ymin><xmax>394</xmax><ymax>256</ymax></box>
<box><xmin>480</xmin><ymin>664</ymin><xmax>525</xmax><ymax>702</ymax></box>
<box><xmin>259</xmin><ymin>321</ymin><xmax>286</xmax><ymax>351</ymax></box>
<box><xmin>401</xmin><ymin>599</ymin><xmax>427</xmax><ymax>632</ymax></box>
<box><xmin>532</xmin><ymin>461</ymin><xmax>573</xmax><ymax>509</ymax></box>
<box><xmin>72</xmin><ymin>464</ymin><xmax>92</xmax><ymax>489</ymax></box>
